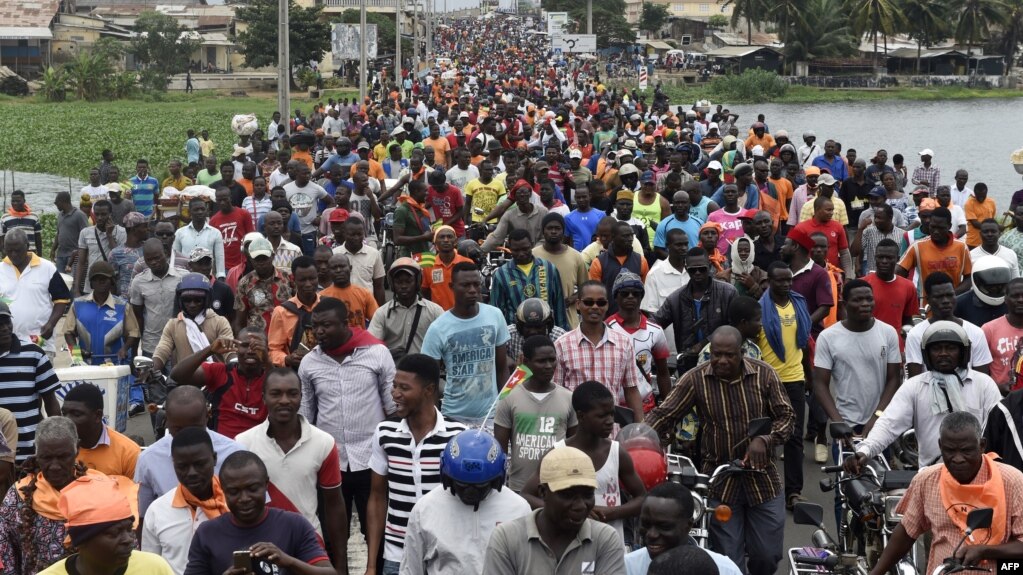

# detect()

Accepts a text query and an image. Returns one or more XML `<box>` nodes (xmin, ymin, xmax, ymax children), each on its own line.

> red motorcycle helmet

<box><xmin>619</xmin><ymin>423</ymin><xmax>667</xmax><ymax>491</ymax></box>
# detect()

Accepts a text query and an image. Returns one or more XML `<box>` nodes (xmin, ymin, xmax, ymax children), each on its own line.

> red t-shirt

<box><xmin>203</xmin><ymin>362</ymin><xmax>267</xmax><ymax>439</ymax></box>
<box><xmin>794</xmin><ymin>219</ymin><xmax>848</xmax><ymax>268</ymax></box>
<box><xmin>427</xmin><ymin>184</ymin><xmax>466</xmax><ymax>238</ymax></box>
<box><xmin>864</xmin><ymin>272</ymin><xmax>919</xmax><ymax>352</ymax></box>
<box><xmin>210</xmin><ymin>208</ymin><xmax>255</xmax><ymax>270</ymax></box>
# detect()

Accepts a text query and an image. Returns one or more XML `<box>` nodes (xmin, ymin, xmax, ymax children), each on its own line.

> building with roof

<box><xmin>705</xmin><ymin>45</ymin><xmax>782</xmax><ymax>73</ymax></box>
<box><xmin>885</xmin><ymin>47</ymin><xmax>1005</xmax><ymax>76</ymax></box>
<box><xmin>1</xmin><ymin>0</ymin><xmax>62</xmax><ymax>76</ymax></box>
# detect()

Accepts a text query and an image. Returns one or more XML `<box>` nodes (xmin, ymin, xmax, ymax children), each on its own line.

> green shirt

<box><xmin>393</xmin><ymin>203</ymin><xmax>431</xmax><ymax>257</ymax></box>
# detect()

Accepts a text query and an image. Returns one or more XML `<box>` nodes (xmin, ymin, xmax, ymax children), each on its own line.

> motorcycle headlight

<box><xmin>884</xmin><ymin>496</ymin><xmax>903</xmax><ymax>523</ymax></box>
<box><xmin>691</xmin><ymin>492</ymin><xmax>705</xmax><ymax>524</ymax></box>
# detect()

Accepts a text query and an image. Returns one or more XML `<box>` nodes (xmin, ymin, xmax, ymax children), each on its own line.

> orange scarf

<box><xmin>172</xmin><ymin>475</ymin><xmax>229</xmax><ymax>519</ymax></box>
<box><xmin>708</xmin><ymin>249</ymin><xmax>728</xmax><ymax>273</ymax></box>
<box><xmin>938</xmin><ymin>452</ymin><xmax>1007</xmax><ymax>551</ymax></box>
<box><xmin>398</xmin><ymin>195</ymin><xmax>432</xmax><ymax>220</ymax></box>
<box><xmin>8</xmin><ymin>205</ymin><xmax>31</xmax><ymax>218</ymax></box>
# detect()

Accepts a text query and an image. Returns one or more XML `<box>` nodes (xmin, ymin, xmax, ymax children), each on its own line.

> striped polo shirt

<box><xmin>0</xmin><ymin>212</ymin><xmax>42</xmax><ymax>248</ymax></box>
<box><xmin>368</xmin><ymin>409</ymin><xmax>465</xmax><ymax>562</ymax></box>
<box><xmin>129</xmin><ymin>175</ymin><xmax>159</xmax><ymax>217</ymax></box>
<box><xmin>0</xmin><ymin>338</ymin><xmax>60</xmax><ymax>461</ymax></box>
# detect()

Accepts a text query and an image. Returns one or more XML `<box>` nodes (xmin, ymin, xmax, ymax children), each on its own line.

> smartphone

<box><xmin>233</xmin><ymin>550</ymin><xmax>251</xmax><ymax>570</ymax></box>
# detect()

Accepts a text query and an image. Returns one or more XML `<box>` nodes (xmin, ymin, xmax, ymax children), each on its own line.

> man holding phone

<box><xmin>184</xmin><ymin>451</ymin><xmax>335</xmax><ymax>575</ymax></box>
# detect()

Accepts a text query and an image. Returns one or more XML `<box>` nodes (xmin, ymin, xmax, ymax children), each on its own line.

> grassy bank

<box><xmin>654</xmin><ymin>81</ymin><xmax>1023</xmax><ymax>105</ymax></box>
<box><xmin>0</xmin><ymin>90</ymin><xmax>357</xmax><ymax>180</ymax></box>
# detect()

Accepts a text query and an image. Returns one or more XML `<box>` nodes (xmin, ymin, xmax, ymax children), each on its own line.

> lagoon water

<box><xmin>6</xmin><ymin>99</ymin><xmax>1023</xmax><ymax>213</ymax></box>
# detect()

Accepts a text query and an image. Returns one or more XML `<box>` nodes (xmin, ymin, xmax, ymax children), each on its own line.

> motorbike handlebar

<box><xmin>821</xmin><ymin>465</ymin><xmax>844</xmax><ymax>473</ymax></box>
<box><xmin>793</xmin><ymin>554</ymin><xmax>840</xmax><ymax>569</ymax></box>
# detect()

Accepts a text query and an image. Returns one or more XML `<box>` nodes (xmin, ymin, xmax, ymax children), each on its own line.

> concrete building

<box><xmin>1</xmin><ymin>0</ymin><xmax>61</xmax><ymax>77</ymax></box>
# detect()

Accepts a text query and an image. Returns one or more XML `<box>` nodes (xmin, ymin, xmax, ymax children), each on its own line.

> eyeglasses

<box><xmin>687</xmin><ymin>266</ymin><xmax>709</xmax><ymax>274</ymax></box>
<box><xmin>154</xmin><ymin>231</ymin><xmax>174</xmax><ymax>238</ymax></box>
<box><xmin>580</xmin><ymin>298</ymin><xmax>609</xmax><ymax>307</ymax></box>
<box><xmin>617</xmin><ymin>290</ymin><xmax>643</xmax><ymax>299</ymax></box>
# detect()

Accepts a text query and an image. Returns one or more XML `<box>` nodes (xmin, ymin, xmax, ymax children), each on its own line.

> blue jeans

<box><xmin>382</xmin><ymin>559</ymin><xmax>400</xmax><ymax>575</ymax></box>
<box><xmin>55</xmin><ymin>255</ymin><xmax>71</xmax><ymax>274</ymax></box>
<box><xmin>709</xmin><ymin>490</ymin><xmax>785</xmax><ymax>575</ymax></box>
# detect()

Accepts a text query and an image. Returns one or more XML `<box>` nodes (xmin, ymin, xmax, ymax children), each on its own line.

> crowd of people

<box><xmin>3</xmin><ymin>10</ymin><xmax>1023</xmax><ymax>575</ymax></box>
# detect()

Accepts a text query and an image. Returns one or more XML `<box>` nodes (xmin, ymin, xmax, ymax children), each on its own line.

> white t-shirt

<box><xmin>80</xmin><ymin>184</ymin><xmax>109</xmax><ymax>201</ymax></box>
<box><xmin>814</xmin><ymin>320</ymin><xmax>902</xmax><ymax>425</ymax></box>
<box><xmin>284</xmin><ymin>181</ymin><xmax>329</xmax><ymax>234</ymax></box>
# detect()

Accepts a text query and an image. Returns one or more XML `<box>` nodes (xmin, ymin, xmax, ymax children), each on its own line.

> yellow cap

<box><xmin>539</xmin><ymin>446</ymin><xmax>598</xmax><ymax>492</ymax></box>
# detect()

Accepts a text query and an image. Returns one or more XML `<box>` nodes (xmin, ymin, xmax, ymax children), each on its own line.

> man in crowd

<box><xmin>129</xmin><ymin>238</ymin><xmax>186</xmax><ymax>378</ymax></box>
<box><xmin>234</xmin><ymin>237</ymin><xmax>293</xmax><ymax>335</ymax></box>
<box><xmin>904</xmin><ymin>272</ymin><xmax>992</xmax><ymax>378</ymax></box>
<box><xmin>299</xmin><ymin>296</ymin><xmax>396</xmax><ymax>553</ymax></box>
<box><xmin>421</xmin><ymin>262</ymin><xmax>509</xmax><ymax>426</ymax></box>
<box><xmin>74</xmin><ymin>200</ymin><xmax>126</xmax><ymax>296</ymax></box>
<box><xmin>269</xmin><ymin>256</ymin><xmax>322</xmax><ymax>368</ymax></box>
<box><xmin>983</xmin><ymin>278</ymin><xmax>1023</xmax><ymax>392</ymax></box>
<box><xmin>589</xmin><ymin>221</ymin><xmax>649</xmax><ymax>315</ymax></box>
<box><xmin>648</xmin><ymin>326</ymin><xmax>794</xmax><ymax>575</ymax></box>
<box><xmin>209</xmin><ymin>187</ymin><xmax>253</xmax><ymax>273</ymax></box>
<box><xmin>236</xmin><ymin>368</ymin><xmax>348</xmax><ymax>575</ymax></box>
<box><xmin>864</xmin><ymin>239</ymin><xmax>920</xmax><ymax>343</ymax></box>
<box><xmin>64</xmin><ymin>260</ymin><xmax>139</xmax><ymax>365</ymax></box>
<box><xmin>51</xmin><ymin>191</ymin><xmax>90</xmax><ymax>274</ymax></box>
<box><xmin>334</xmin><ymin>216</ymin><xmax>385</xmax><ymax>305</ymax></box>
<box><xmin>368</xmin><ymin>258</ymin><xmax>443</xmax><ymax>362</ymax></box>
<box><xmin>59</xmin><ymin>381</ymin><xmax>139</xmax><ymax>479</ymax></box>
<box><xmin>365</xmin><ymin>354</ymin><xmax>465</xmax><ymax>575</ymax></box>
<box><xmin>1</xmin><ymin>229</ymin><xmax>71</xmax><ymax>356</ymax></box>
<box><xmin>174</xmin><ymin>198</ymin><xmax>226</xmax><ymax>279</ymax></box>
<box><xmin>490</xmin><ymin>228</ymin><xmax>568</xmax><ymax>329</ymax></box>
<box><xmin>654</xmin><ymin>191</ymin><xmax>702</xmax><ymax>260</ymax></box>
<box><xmin>897</xmin><ymin>207</ymin><xmax>973</xmax><ymax>292</ymax></box>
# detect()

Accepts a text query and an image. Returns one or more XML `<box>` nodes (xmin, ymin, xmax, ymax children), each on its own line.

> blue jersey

<box><xmin>71</xmin><ymin>295</ymin><xmax>129</xmax><ymax>361</ymax></box>
<box><xmin>130</xmin><ymin>175</ymin><xmax>159</xmax><ymax>216</ymax></box>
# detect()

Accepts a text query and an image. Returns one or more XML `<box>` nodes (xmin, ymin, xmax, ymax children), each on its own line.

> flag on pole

<box><xmin>499</xmin><ymin>364</ymin><xmax>533</xmax><ymax>401</ymax></box>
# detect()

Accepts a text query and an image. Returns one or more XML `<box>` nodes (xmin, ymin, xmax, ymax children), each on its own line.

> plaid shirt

<box><xmin>911</xmin><ymin>164</ymin><xmax>941</xmax><ymax>195</ymax></box>
<box><xmin>646</xmin><ymin>357</ymin><xmax>794</xmax><ymax>505</ymax></box>
<box><xmin>897</xmin><ymin>459</ymin><xmax>1023</xmax><ymax>575</ymax></box>
<box><xmin>235</xmin><ymin>269</ymin><xmax>294</xmax><ymax>333</ymax></box>
<box><xmin>553</xmin><ymin>326</ymin><xmax>641</xmax><ymax>404</ymax></box>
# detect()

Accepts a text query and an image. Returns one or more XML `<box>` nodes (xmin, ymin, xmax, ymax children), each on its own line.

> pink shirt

<box><xmin>707</xmin><ymin>208</ymin><xmax>745</xmax><ymax>253</ymax></box>
<box><xmin>427</xmin><ymin>184</ymin><xmax>466</xmax><ymax>238</ymax></box>
<box><xmin>982</xmin><ymin>316</ymin><xmax>1023</xmax><ymax>389</ymax></box>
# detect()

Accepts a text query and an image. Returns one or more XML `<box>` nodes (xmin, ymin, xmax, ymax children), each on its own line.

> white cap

<box><xmin>391</xmin><ymin>126</ymin><xmax>406</xmax><ymax>136</ymax></box>
<box><xmin>708</xmin><ymin>122</ymin><xmax>719</xmax><ymax>131</ymax></box>
<box><xmin>707</xmin><ymin>160</ymin><xmax>723</xmax><ymax>171</ymax></box>
<box><xmin>919</xmin><ymin>148</ymin><xmax>934</xmax><ymax>157</ymax></box>
<box><xmin>569</xmin><ymin>149</ymin><xmax>583</xmax><ymax>159</ymax></box>
<box><xmin>752</xmin><ymin>145</ymin><xmax>765</xmax><ymax>157</ymax></box>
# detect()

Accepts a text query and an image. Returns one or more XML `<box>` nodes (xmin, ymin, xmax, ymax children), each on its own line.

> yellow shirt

<box><xmin>799</xmin><ymin>197</ymin><xmax>849</xmax><ymax>226</ymax></box>
<box><xmin>756</xmin><ymin>301</ymin><xmax>804</xmax><ymax>382</ymax></box>
<box><xmin>517</xmin><ymin>262</ymin><xmax>534</xmax><ymax>276</ymax></box>
<box><xmin>373</xmin><ymin>143</ymin><xmax>390</xmax><ymax>163</ymax></box>
<box><xmin>40</xmin><ymin>551</ymin><xmax>174</xmax><ymax>574</ymax></box>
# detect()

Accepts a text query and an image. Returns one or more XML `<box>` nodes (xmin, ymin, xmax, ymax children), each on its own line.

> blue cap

<box><xmin>641</xmin><ymin>170</ymin><xmax>656</xmax><ymax>183</ymax></box>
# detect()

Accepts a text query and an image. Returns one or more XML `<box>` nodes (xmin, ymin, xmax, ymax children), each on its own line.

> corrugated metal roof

<box><xmin>887</xmin><ymin>47</ymin><xmax>963</xmax><ymax>59</ymax></box>
<box><xmin>641</xmin><ymin>40</ymin><xmax>674</xmax><ymax>50</ymax></box>
<box><xmin>0</xmin><ymin>26</ymin><xmax>53</xmax><ymax>39</ymax></box>
<box><xmin>706</xmin><ymin>45</ymin><xmax>779</xmax><ymax>58</ymax></box>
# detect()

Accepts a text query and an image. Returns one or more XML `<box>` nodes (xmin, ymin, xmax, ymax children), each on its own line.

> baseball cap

<box><xmin>328</xmin><ymin>208</ymin><xmax>350</xmax><ymax>223</ymax></box>
<box><xmin>357</xmin><ymin>141</ymin><xmax>370</xmax><ymax>151</ymax></box>
<box><xmin>568</xmin><ymin>149</ymin><xmax>583</xmax><ymax>159</ymax></box>
<box><xmin>868</xmin><ymin>186</ymin><xmax>887</xmax><ymax>197</ymax></box>
<box><xmin>188</xmin><ymin>247</ymin><xmax>213</xmax><ymax>262</ymax></box>
<box><xmin>722</xmin><ymin>135</ymin><xmax>737</xmax><ymax>147</ymax></box>
<box><xmin>624</xmin><ymin>139</ymin><xmax>638</xmax><ymax>150</ymax></box>
<box><xmin>88</xmin><ymin>261</ymin><xmax>115</xmax><ymax>279</ymax></box>
<box><xmin>539</xmin><ymin>446</ymin><xmax>598</xmax><ymax>492</ymax></box>
<box><xmin>737</xmin><ymin>208</ymin><xmax>758</xmax><ymax>220</ymax></box>
<box><xmin>0</xmin><ymin>302</ymin><xmax>10</xmax><ymax>318</ymax></box>
<box><xmin>640</xmin><ymin>170</ymin><xmax>656</xmax><ymax>184</ymax></box>
<box><xmin>515</xmin><ymin>298</ymin><xmax>553</xmax><ymax>326</ymax></box>
<box><xmin>707</xmin><ymin>160</ymin><xmax>723</xmax><ymax>172</ymax></box>
<box><xmin>248</xmin><ymin>238</ymin><xmax>273</xmax><ymax>259</ymax></box>
<box><xmin>391</xmin><ymin>126</ymin><xmax>406</xmax><ymax>136</ymax></box>
<box><xmin>818</xmin><ymin>173</ymin><xmax>837</xmax><ymax>186</ymax></box>
<box><xmin>919</xmin><ymin>148</ymin><xmax>934</xmax><ymax>157</ymax></box>
<box><xmin>804</xmin><ymin>166</ymin><xmax>821</xmax><ymax>177</ymax></box>
<box><xmin>618</xmin><ymin>163</ymin><xmax>639</xmax><ymax>176</ymax></box>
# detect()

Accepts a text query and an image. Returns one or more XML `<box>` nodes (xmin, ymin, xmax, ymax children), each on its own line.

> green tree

<box><xmin>784</xmin><ymin>0</ymin><xmax>857</xmax><ymax>60</ymax></box>
<box><xmin>768</xmin><ymin>0</ymin><xmax>805</xmax><ymax>73</ymax></box>
<box><xmin>723</xmin><ymin>0</ymin><xmax>766</xmax><ymax>45</ymax></box>
<box><xmin>847</xmin><ymin>0</ymin><xmax>904</xmax><ymax>65</ymax></box>
<box><xmin>898</xmin><ymin>0</ymin><xmax>950</xmax><ymax>73</ymax></box>
<box><xmin>999</xmin><ymin>0</ymin><xmax>1023</xmax><ymax>73</ymax></box>
<box><xmin>235</xmin><ymin>0</ymin><xmax>331</xmax><ymax>84</ymax></box>
<box><xmin>953</xmin><ymin>0</ymin><xmax>1008</xmax><ymax>71</ymax></box>
<box><xmin>640</xmin><ymin>4</ymin><xmax>671</xmax><ymax>37</ymax></box>
<box><xmin>337</xmin><ymin>9</ymin><xmax>412</xmax><ymax>58</ymax></box>
<box><xmin>708</xmin><ymin>14</ymin><xmax>729</xmax><ymax>27</ymax></box>
<box><xmin>131</xmin><ymin>11</ymin><xmax>197</xmax><ymax>82</ymax></box>
<box><xmin>542</xmin><ymin>0</ymin><xmax>634</xmax><ymax>48</ymax></box>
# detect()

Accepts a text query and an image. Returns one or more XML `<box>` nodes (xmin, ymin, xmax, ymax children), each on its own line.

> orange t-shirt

<box><xmin>320</xmin><ymin>284</ymin><xmax>379</xmax><ymax>328</ymax></box>
<box><xmin>76</xmin><ymin>426</ymin><xmax>141</xmax><ymax>479</ymax></box>
<box><xmin>769</xmin><ymin>177</ymin><xmax>794</xmax><ymax>220</ymax></box>
<box><xmin>424</xmin><ymin>137</ymin><xmax>452</xmax><ymax>169</ymax></box>
<box><xmin>964</xmin><ymin>197</ymin><xmax>997</xmax><ymax>247</ymax></box>
<box><xmin>350</xmin><ymin>159</ymin><xmax>387</xmax><ymax>182</ymax></box>
<box><xmin>291</xmin><ymin>149</ymin><xmax>314</xmax><ymax>169</ymax></box>
<box><xmin>897</xmin><ymin>236</ymin><xmax>972</xmax><ymax>289</ymax></box>
<box><xmin>588</xmin><ymin>253</ymin><xmax>649</xmax><ymax>282</ymax></box>
<box><xmin>421</xmin><ymin>253</ymin><xmax>474</xmax><ymax>310</ymax></box>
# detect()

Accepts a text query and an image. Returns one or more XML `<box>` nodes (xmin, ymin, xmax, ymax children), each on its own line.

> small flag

<box><xmin>414</xmin><ymin>251</ymin><xmax>437</xmax><ymax>268</ymax></box>
<box><xmin>499</xmin><ymin>364</ymin><xmax>533</xmax><ymax>401</ymax></box>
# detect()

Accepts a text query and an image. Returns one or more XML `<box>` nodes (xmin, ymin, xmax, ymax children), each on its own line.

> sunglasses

<box><xmin>580</xmin><ymin>298</ymin><xmax>609</xmax><ymax>307</ymax></box>
<box><xmin>617</xmin><ymin>290</ymin><xmax>643</xmax><ymax>299</ymax></box>
<box><xmin>687</xmin><ymin>266</ymin><xmax>709</xmax><ymax>274</ymax></box>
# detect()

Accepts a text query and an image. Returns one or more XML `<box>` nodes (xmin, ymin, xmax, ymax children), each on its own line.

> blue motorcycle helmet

<box><xmin>175</xmin><ymin>272</ymin><xmax>212</xmax><ymax>318</ymax></box>
<box><xmin>440</xmin><ymin>429</ymin><xmax>507</xmax><ymax>511</ymax></box>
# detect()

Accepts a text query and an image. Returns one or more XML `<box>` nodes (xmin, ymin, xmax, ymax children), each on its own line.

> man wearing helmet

<box><xmin>905</xmin><ymin>272</ymin><xmax>992</xmax><ymax>378</ymax></box>
<box><xmin>400</xmin><ymin>430</ymin><xmax>531</xmax><ymax>574</ymax></box>
<box><xmin>845</xmin><ymin>319</ymin><xmax>1001</xmax><ymax>472</ymax></box>
<box><xmin>505</xmin><ymin>299</ymin><xmax>567</xmax><ymax>372</ymax></box>
<box><xmin>957</xmin><ymin>254</ymin><xmax>1011</xmax><ymax>327</ymax></box>
<box><xmin>151</xmin><ymin>273</ymin><xmax>235</xmax><ymax>374</ymax></box>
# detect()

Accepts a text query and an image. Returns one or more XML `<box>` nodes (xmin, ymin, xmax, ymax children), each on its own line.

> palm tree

<box><xmin>898</xmin><ymin>0</ymin><xmax>951</xmax><ymax>73</ymax></box>
<box><xmin>998</xmin><ymin>0</ymin><xmax>1023</xmax><ymax>74</ymax></box>
<box><xmin>847</xmin><ymin>0</ymin><xmax>905</xmax><ymax>65</ymax></box>
<box><xmin>784</xmin><ymin>0</ymin><xmax>858</xmax><ymax>61</ymax></box>
<box><xmin>953</xmin><ymin>0</ymin><xmax>1009</xmax><ymax>73</ymax></box>
<box><xmin>723</xmin><ymin>0</ymin><xmax>766</xmax><ymax>45</ymax></box>
<box><xmin>769</xmin><ymin>0</ymin><xmax>806</xmax><ymax>73</ymax></box>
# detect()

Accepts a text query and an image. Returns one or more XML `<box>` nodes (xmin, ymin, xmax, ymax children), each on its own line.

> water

<box><xmin>8</xmin><ymin>99</ymin><xmax>1023</xmax><ymax>209</ymax></box>
<box><xmin>724</xmin><ymin>100</ymin><xmax>1023</xmax><ymax>207</ymax></box>
<box><xmin>0</xmin><ymin>171</ymin><xmax>86</xmax><ymax>214</ymax></box>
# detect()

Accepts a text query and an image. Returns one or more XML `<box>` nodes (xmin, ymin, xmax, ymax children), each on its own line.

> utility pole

<box><xmin>425</xmin><ymin>0</ymin><xmax>432</xmax><ymax>63</ymax></box>
<box><xmin>277</xmin><ymin>0</ymin><xmax>290</xmax><ymax>136</ymax></box>
<box><xmin>587</xmin><ymin>0</ymin><xmax>592</xmax><ymax>34</ymax></box>
<box><xmin>395</xmin><ymin>0</ymin><xmax>402</xmax><ymax>89</ymax></box>
<box><xmin>359</xmin><ymin>0</ymin><xmax>367</xmax><ymax>103</ymax></box>
<box><xmin>412</xmin><ymin>0</ymin><xmax>419</xmax><ymax>67</ymax></box>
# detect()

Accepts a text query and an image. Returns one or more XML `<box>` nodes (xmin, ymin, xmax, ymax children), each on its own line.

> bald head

<box><xmin>164</xmin><ymin>386</ymin><xmax>208</xmax><ymax>435</ymax></box>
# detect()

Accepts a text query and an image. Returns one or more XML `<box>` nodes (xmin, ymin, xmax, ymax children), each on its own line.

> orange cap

<box><xmin>59</xmin><ymin>475</ymin><xmax>133</xmax><ymax>529</ymax></box>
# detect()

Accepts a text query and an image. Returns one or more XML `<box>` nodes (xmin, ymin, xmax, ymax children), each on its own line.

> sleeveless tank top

<box><xmin>632</xmin><ymin>194</ymin><xmax>661</xmax><ymax>245</ymax></box>
<box><xmin>555</xmin><ymin>439</ymin><xmax>624</xmax><ymax>541</ymax></box>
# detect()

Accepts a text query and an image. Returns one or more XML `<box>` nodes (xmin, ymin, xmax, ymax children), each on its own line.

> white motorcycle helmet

<box><xmin>970</xmin><ymin>255</ymin><xmax>1011</xmax><ymax>307</ymax></box>
<box><xmin>921</xmin><ymin>320</ymin><xmax>971</xmax><ymax>371</ymax></box>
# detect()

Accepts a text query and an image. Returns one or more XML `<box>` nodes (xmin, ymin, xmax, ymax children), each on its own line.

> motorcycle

<box><xmin>666</xmin><ymin>417</ymin><xmax>773</xmax><ymax>550</ymax></box>
<box><xmin>816</xmin><ymin>422</ymin><xmax>919</xmax><ymax>575</ymax></box>
<box><xmin>929</xmin><ymin>508</ymin><xmax>993</xmax><ymax>575</ymax></box>
<box><xmin>789</xmin><ymin>501</ymin><xmax>865</xmax><ymax>574</ymax></box>
<box><xmin>133</xmin><ymin>355</ymin><xmax>173</xmax><ymax>439</ymax></box>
